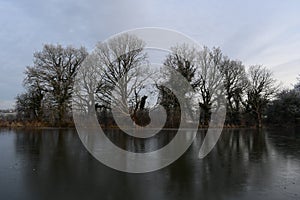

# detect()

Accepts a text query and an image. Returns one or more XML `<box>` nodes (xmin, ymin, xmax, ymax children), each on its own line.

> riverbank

<box><xmin>0</xmin><ymin>120</ymin><xmax>73</xmax><ymax>128</ymax></box>
<box><xmin>0</xmin><ymin>120</ymin><xmax>259</xmax><ymax>129</ymax></box>
<box><xmin>1</xmin><ymin>119</ymin><xmax>298</xmax><ymax>129</ymax></box>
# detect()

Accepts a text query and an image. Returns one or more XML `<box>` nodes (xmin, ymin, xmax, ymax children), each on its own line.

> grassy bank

<box><xmin>0</xmin><ymin>119</ymin><xmax>259</xmax><ymax>129</ymax></box>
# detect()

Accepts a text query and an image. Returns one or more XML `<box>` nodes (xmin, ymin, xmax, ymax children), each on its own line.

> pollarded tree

<box><xmin>245</xmin><ymin>65</ymin><xmax>278</xmax><ymax>128</ymax></box>
<box><xmin>159</xmin><ymin>44</ymin><xmax>199</xmax><ymax>126</ymax></box>
<box><xmin>24</xmin><ymin>44</ymin><xmax>88</xmax><ymax>125</ymax></box>
<box><xmin>163</xmin><ymin>44</ymin><xmax>199</xmax><ymax>88</ymax></box>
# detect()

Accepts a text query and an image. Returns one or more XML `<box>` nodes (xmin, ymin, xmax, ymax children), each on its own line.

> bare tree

<box><xmin>24</xmin><ymin>44</ymin><xmax>87</xmax><ymax>125</ymax></box>
<box><xmin>92</xmin><ymin>33</ymin><xmax>153</xmax><ymax>126</ymax></box>
<box><xmin>219</xmin><ymin>58</ymin><xmax>249</xmax><ymax>123</ymax></box>
<box><xmin>245</xmin><ymin>65</ymin><xmax>278</xmax><ymax>128</ymax></box>
<box><xmin>72</xmin><ymin>52</ymin><xmax>105</xmax><ymax>114</ymax></box>
<box><xmin>197</xmin><ymin>47</ymin><xmax>224</xmax><ymax>125</ymax></box>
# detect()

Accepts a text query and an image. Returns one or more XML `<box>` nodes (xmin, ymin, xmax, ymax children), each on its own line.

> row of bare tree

<box><xmin>16</xmin><ymin>33</ymin><xmax>282</xmax><ymax>128</ymax></box>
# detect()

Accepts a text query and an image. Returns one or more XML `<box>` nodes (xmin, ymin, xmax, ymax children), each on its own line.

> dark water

<box><xmin>0</xmin><ymin>128</ymin><xmax>300</xmax><ymax>200</ymax></box>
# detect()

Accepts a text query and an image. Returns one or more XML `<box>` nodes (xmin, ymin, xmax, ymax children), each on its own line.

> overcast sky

<box><xmin>1</xmin><ymin>0</ymin><xmax>300</xmax><ymax>109</ymax></box>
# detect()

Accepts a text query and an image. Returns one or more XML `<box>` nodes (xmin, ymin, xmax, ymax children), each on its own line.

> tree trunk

<box><xmin>257</xmin><ymin>112</ymin><xmax>262</xmax><ymax>129</ymax></box>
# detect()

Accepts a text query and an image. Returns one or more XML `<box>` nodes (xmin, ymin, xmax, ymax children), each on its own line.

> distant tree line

<box><xmin>266</xmin><ymin>79</ymin><xmax>300</xmax><ymax>125</ymax></box>
<box><xmin>14</xmin><ymin>34</ymin><xmax>300</xmax><ymax>128</ymax></box>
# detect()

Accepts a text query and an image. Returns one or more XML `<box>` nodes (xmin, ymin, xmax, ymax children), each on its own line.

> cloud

<box><xmin>1</xmin><ymin>0</ymin><xmax>300</xmax><ymax>108</ymax></box>
<box><xmin>271</xmin><ymin>59</ymin><xmax>300</xmax><ymax>88</ymax></box>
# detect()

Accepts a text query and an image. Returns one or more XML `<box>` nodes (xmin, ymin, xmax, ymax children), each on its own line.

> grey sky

<box><xmin>1</xmin><ymin>0</ymin><xmax>300</xmax><ymax>109</ymax></box>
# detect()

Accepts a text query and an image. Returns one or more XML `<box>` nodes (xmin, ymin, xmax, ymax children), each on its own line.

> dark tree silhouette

<box><xmin>24</xmin><ymin>44</ymin><xmax>87</xmax><ymax>125</ymax></box>
<box><xmin>139</xmin><ymin>96</ymin><xmax>147</xmax><ymax>110</ymax></box>
<box><xmin>244</xmin><ymin>65</ymin><xmax>278</xmax><ymax>128</ymax></box>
